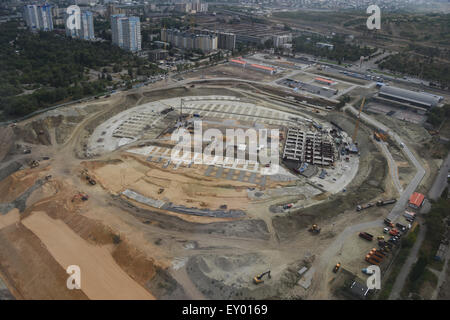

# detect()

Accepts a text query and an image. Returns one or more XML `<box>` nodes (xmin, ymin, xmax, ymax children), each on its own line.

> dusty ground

<box><xmin>183</xmin><ymin>64</ymin><xmax>283</xmax><ymax>83</ymax></box>
<box><xmin>22</xmin><ymin>211</ymin><xmax>154</xmax><ymax>300</ymax></box>
<box><xmin>0</xmin><ymin>79</ymin><xmax>429</xmax><ymax>300</ymax></box>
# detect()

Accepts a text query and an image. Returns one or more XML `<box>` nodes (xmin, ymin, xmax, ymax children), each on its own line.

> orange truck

<box><xmin>365</xmin><ymin>255</ymin><xmax>380</xmax><ymax>265</ymax></box>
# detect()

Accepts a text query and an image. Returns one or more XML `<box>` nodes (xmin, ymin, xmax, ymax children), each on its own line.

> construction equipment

<box><xmin>384</xmin><ymin>218</ymin><xmax>395</xmax><ymax>228</ymax></box>
<box><xmin>370</xmin><ymin>249</ymin><xmax>385</xmax><ymax>259</ymax></box>
<box><xmin>389</xmin><ymin>228</ymin><xmax>399</xmax><ymax>236</ymax></box>
<box><xmin>29</xmin><ymin>160</ymin><xmax>39</xmax><ymax>168</ymax></box>
<box><xmin>72</xmin><ymin>192</ymin><xmax>89</xmax><ymax>202</ymax></box>
<box><xmin>373</xmin><ymin>129</ymin><xmax>389</xmax><ymax>142</ymax></box>
<box><xmin>81</xmin><ymin>169</ymin><xmax>96</xmax><ymax>185</ymax></box>
<box><xmin>253</xmin><ymin>270</ymin><xmax>271</xmax><ymax>284</ymax></box>
<box><xmin>376</xmin><ymin>199</ymin><xmax>396</xmax><ymax>206</ymax></box>
<box><xmin>352</xmin><ymin>97</ymin><xmax>366</xmax><ymax>143</ymax></box>
<box><xmin>333</xmin><ymin>262</ymin><xmax>341</xmax><ymax>273</ymax></box>
<box><xmin>359</xmin><ymin>232</ymin><xmax>373</xmax><ymax>241</ymax></box>
<box><xmin>308</xmin><ymin>224</ymin><xmax>321</xmax><ymax>234</ymax></box>
<box><xmin>356</xmin><ymin>202</ymin><xmax>374</xmax><ymax>212</ymax></box>
<box><xmin>366</xmin><ymin>253</ymin><xmax>382</xmax><ymax>264</ymax></box>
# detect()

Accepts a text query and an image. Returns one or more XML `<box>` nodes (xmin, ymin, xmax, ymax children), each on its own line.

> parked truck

<box><xmin>365</xmin><ymin>255</ymin><xmax>380</xmax><ymax>265</ymax></box>
<box><xmin>384</xmin><ymin>218</ymin><xmax>395</xmax><ymax>228</ymax></box>
<box><xmin>356</xmin><ymin>202</ymin><xmax>374</xmax><ymax>211</ymax></box>
<box><xmin>370</xmin><ymin>250</ymin><xmax>385</xmax><ymax>260</ymax></box>
<box><xmin>362</xmin><ymin>268</ymin><xmax>375</xmax><ymax>275</ymax></box>
<box><xmin>367</xmin><ymin>251</ymin><xmax>383</xmax><ymax>261</ymax></box>
<box><xmin>359</xmin><ymin>232</ymin><xmax>374</xmax><ymax>241</ymax></box>
<box><xmin>376</xmin><ymin>199</ymin><xmax>397</xmax><ymax>206</ymax></box>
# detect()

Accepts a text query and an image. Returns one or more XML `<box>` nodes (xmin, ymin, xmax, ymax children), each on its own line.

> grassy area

<box><xmin>429</xmin><ymin>259</ymin><xmax>445</xmax><ymax>272</ymax></box>
<box><xmin>273</xmin><ymin>10</ymin><xmax>362</xmax><ymax>25</ymax></box>
<box><xmin>400</xmin><ymin>197</ymin><xmax>450</xmax><ymax>298</ymax></box>
<box><xmin>377</xmin><ymin>225</ymin><xmax>420</xmax><ymax>300</ymax></box>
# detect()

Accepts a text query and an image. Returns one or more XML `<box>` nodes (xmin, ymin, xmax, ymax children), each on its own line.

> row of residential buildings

<box><xmin>23</xmin><ymin>4</ymin><xmax>95</xmax><ymax>41</ymax></box>
<box><xmin>161</xmin><ymin>28</ymin><xmax>218</xmax><ymax>53</ymax></box>
<box><xmin>174</xmin><ymin>0</ymin><xmax>208</xmax><ymax>13</ymax></box>
<box><xmin>23</xmin><ymin>4</ymin><xmax>142</xmax><ymax>52</ymax></box>
<box><xmin>161</xmin><ymin>28</ymin><xmax>237</xmax><ymax>53</ymax></box>
<box><xmin>23</xmin><ymin>4</ymin><xmax>53</xmax><ymax>32</ymax></box>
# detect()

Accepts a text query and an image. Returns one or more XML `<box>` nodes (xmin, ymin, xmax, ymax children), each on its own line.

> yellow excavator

<box><xmin>308</xmin><ymin>224</ymin><xmax>321</xmax><ymax>234</ymax></box>
<box><xmin>333</xmin><ymin>262</ymin><xmax>341</xmax><ymax>273</ymax></box>
<box><xmin>253</xmin><ymin>270</ymin><xmax>271</xmax><ymax>285</ymax></box>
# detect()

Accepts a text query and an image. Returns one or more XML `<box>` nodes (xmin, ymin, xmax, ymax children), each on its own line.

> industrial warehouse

<box><xmin>230</xmin><ymin>57</ymin><xmax>277</xmax><ymax>74</ymax></box>
<box><xmin>377</xmin><ymin>85</ymin><xmax>443</xmax><ymax>110</ymax></box>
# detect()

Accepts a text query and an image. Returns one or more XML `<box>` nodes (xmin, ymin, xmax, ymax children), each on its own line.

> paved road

<box><xmin>344</xmin><ymin>104</ymin><xmax>426</xmax><ymax>221</ymax></box>
<box><xmin>428</xmin><ymin>152</ymin><xmax>450</xmax><ymax>200</ymax></box>
<box><xmin>388</xmin><ymin>223</ymin><xmax>427</xmax><ymax>300</ymax></box>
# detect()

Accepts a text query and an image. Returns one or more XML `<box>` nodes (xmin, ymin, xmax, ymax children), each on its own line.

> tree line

<box><xmin>0</xmin><ymin>21</ymin><xmax>161</xmax><ymax>120</ymax></box>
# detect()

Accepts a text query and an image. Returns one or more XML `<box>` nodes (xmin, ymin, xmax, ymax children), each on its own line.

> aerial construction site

<box><xmin>0</xmin><ymin>56</ymin><xmax>445</xmax><ymax>300</ymax></box>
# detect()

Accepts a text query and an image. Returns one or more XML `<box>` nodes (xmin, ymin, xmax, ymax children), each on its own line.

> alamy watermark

<box><xmin>367</xmin><ymin>5</ymin><xmax>381</xmax><ymax>30</ymax></box>
<box><xmin>366</xmin><ymin>265</ymin><xmax>381</xmax><ymax>290</ymax></box>
<box><xmin>66</xmin><ymin>265</ymin><xmax>81</xmax><ymax>290</ymax></box>
<box><xmin>66</xmin><ymin>5</ymin><xmax>81</xmax><ymax>31</ymax></box>
<box><xmin>171</xmin><ymin>120</ymin><xmax>280</xmax><ymax>175</ymax></box>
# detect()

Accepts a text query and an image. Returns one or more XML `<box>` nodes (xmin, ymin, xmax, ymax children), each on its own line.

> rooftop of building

<box><xmin>380</xmin><ymin>85</ymin><xmax>442</xmax><ymax>107</ymax></box>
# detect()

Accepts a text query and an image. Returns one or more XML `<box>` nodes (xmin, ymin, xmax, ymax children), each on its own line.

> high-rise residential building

<box><xmin>111</xmin><ymin>14</ymin><xmax>141</xmax><ymax>52</ymax></box>
<box><xmin>66</xmin><ymin>10</ymin><xmax>95</xmax><ymax>41</ymax></box>
<box><xmin>272</xmin><ymin>34</ymin><xmax>292</xmax><ymax>48</ymax></box>
<box><xmin>191</xmin><ymin>0</ymin><xmax>208</xmax><ymax>13</ymax></box>
<box><xmin>23</xmin><ymin>4</ymin><xmax>54</xmax><ymax>32</ymax></box>
<box><xmin>111</xmin><ymin>14</ymin><xmax>126</xmax><ymax>48</ymax></box>
<box><xmin>79</xmin><ymin>11</ymin><xmax>95</xmax><ymax>40</ymax></box>
<box><xmin>218</xmin><ymin>32</ymin><xmax>236</xmax><ymax>51</ymax></box>
<box><xmin>122</xmin><ymin>16</ymin><xmax>141</xmax><ymax>52</ymax></box>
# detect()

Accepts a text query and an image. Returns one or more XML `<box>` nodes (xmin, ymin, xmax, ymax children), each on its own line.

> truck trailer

<box><xmin>359</xmin><ymin>232</ymin><xmax>374</xmax><ymax>241</ymax></box>
<box><xmin>376</xmin><ymin>199</ymin><xmax>396</xmax><ymax>206</ymax></box>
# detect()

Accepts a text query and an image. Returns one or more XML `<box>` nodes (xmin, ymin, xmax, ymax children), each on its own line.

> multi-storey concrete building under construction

<box><xmin>283</xmin><ymin>128</ymin><xmax>335</xmax><ymax>166</ymax></box>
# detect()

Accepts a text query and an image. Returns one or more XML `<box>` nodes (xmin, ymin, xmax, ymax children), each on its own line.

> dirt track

<box><xmin>22</xmin><ymin>211</ymin><xmax>154</xmax><ymax>300</ymax></box>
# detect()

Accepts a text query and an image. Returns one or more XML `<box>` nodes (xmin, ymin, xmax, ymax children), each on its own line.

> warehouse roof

<box><xmin>230</xmin><ymin>59</ymin><xmax>246</xmax><ymax>65</ymax></box>
<box><xmin>249</xmin><ymin>64</ymin><xmax>275</xmax><ymax>71</ymax></box>
<box><xmin>379</xmin><ymin>86</ymin><xmax>441</xmax><ymax>108</ymax></box>
<box><xmin>409</xmin><ymin>192</ymin><xmax>425</xmax><ymax>208</ymax></box>
<box><xmin>315</xmin><ymin>77</ymin><xmax>334</xmax><ymax>84</ymax></box>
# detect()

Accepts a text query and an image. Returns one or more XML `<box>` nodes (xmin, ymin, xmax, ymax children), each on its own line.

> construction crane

<box><xmin>162</xmin><ymin>22</ymin><xmax>167</xmax><ymax>51</ymax></box>
<box><xmin>180</xmin><ymin>98</ymin><xmax>184</xmax><ymax>121</ymax></box>
<box><xmin>352</xmin><ymin>97</ymin><xmax>366</xmax><ymax>143</ymax></box>
<box><xmin>189</xmin><ymin>14</ymin><xmax>196</xmax><ymax>30</ymax></box>
<box><xmin>253</xmin><ymin>270</ymin><xmax>271</xmax><ymax>284</ymax></box>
